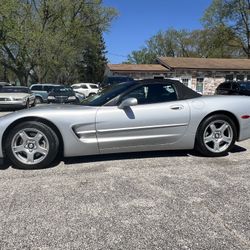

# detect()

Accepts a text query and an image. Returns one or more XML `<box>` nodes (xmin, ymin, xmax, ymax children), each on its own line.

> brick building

<box><xmin>105</xmin><ymin>57</ymin><xmax>250</xmax><ymax>95</ymax></box>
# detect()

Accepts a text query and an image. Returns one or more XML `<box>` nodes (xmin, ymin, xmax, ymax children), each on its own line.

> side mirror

<box><xmin>118</xmin><ymin>97</ymin><xmax>138</xmax><ymax>109</ymax></box>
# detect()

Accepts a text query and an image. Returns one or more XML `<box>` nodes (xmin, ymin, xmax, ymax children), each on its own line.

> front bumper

<box><xmin>48</xmin><ymin>99</ymin><xmax>77</xmax><ymax>104</ymax></box>
<box><xmin>0</xmin><ymin>100</ymin><xmax>26</xmax><ymax>109</ymax></box>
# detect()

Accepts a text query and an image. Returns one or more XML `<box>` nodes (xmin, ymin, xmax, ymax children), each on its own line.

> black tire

<box><xmin>195</xmin><ymin>114</ymin><xmax>237</xmax><ymax>157</ymax></box>
<box><xmin>5</xmin><ymin>121</ymin><xmax>59</xmax><ymax>169</ymax></box>
<box><xmin>35</xmin><ymin>97</ymin><xmax>43</xmax><ymax>104</ymax></box>
<box><xmin>88</xmin><ymin>93</ymin><xmax>95</xmax><ymax>97</ymax></box>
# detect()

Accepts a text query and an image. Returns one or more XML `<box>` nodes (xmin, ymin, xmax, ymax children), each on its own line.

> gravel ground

<box><xmin>0</xmin><ymin>139</ymin><xmax>250</xmax><ymax>249</ymax></box>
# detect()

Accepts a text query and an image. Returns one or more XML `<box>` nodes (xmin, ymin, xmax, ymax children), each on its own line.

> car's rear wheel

<box><xmin>5</xmin><ymin>121</ymin><xmax>59</xmax><ymax>169</ymax></box>
<box><xmin>195</xmin><ymin>114</ymin><xmax>237</xmax><ymax>157</ymax></box>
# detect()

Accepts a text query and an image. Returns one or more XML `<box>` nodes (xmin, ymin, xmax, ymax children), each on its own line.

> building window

<box><xmin>181</xmin><ymin>78</ymin><xmax>189</xmax><ymax>87</ymax></box>
<box><xmin>196</xmin><ymin>77</ymin><xmax>204</xmax><ymax>94</ymax></box>
<box><xmin>236</xmin><ymin>75</ymin><xmax>244</xmax><ymax>81</ymax></box>
<box><xmin>225</xmin><ymin>74</ymin><xmax>234</xmax><ymax>81</ymax></box>
<box><xmin>247</xmin><ymin>75</ymin><xmax>250</xmax><ymax>81</ymax></box>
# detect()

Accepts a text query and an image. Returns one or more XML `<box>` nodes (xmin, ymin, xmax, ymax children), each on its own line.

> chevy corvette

<box><xmin>1</xmin><ymin>79</ymin><xmax>250</xmax><ymax>169</ymax></box>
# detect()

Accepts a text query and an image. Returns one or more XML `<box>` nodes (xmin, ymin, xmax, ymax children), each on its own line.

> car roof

<box><xmin>31</xmin><ymin>83</ymin><xmax>62</xmax><ymax>87</ymax></box>
<box><xmin>72</xmin><ymin>83</ymin><xmax>95</xmax><ymax>85</ymax></box>
<box><xmin>120</xmin><ymin>79</ymin><xmax>202</xmax><ymax>100</ymax></box>
<box><xmin>3</xmin><ymin>86</ymin><xmax>28</xmax><ymax>89</ymax></box>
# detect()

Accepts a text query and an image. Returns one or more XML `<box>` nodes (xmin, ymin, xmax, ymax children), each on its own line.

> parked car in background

<box><xmin>215</xmin><ymin>81</ymin><xmax>250</xmax><ymax>96</ymax></box>
<box><xmin>30</xmin><ymin>83</ymin><xmax>61</xmax><ymax>103</ymax></box>
<box><xmin>100</xmin><ymin>76</ymin><xmax>134</xmax><ymax>89</ymax></box>
<box><xmin>71</xmin><ymin>83</ymin><xmax>99</xmax><ymax>97</ymax></box>
<box><xmin>0</xmin><ymin>86</ymin><xmax>35</xmax><ymax>109</ymax></box>
<box><xmin>47</xmin><ymin>86</ymin><xmax>78</xmax><ymax>104</ymax></box>
<box><xmin>0</xmin><ymin>82</ymin><xmax>13</xmax><ymax>87</ymax></box>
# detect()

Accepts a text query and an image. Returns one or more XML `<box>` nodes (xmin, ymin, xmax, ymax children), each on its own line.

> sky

<box><xmin>103</xmin><ymin>0</ymin><xmax>212</xmax><ymax>64</ymax></box>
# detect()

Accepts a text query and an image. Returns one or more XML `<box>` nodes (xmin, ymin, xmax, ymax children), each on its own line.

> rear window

<box><xmin>217</xmin><ymin>82</ymin><xmax>231</xmax><ymax>89</ymax></box>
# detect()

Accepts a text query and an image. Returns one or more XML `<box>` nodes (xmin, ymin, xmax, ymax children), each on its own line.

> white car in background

<box><xmin>0</xmin><ymin>86</ymin><xmax>35</xmax><ymax>109</ymax></box>
<box><xmin>71</xmin><ymin>83</ymin><xmax>99</xmax><ymax>97</ymax></box>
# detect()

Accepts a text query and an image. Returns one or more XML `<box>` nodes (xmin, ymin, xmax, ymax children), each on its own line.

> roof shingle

<box><xmin>107</xmin><ymin>64</ymin><xmax>168</xmax><ymax>72</ymax></box>
<box><xmin>158</xmin><ymin>57</ymin><xmax>250</xmax><ymax>71</ymax></box>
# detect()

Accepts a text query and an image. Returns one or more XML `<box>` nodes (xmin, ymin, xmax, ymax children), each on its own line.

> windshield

<box><xmin>81</xmin><ymin>81</ymin><xmax>134</xmax><ymax>106</ymax></box>
<box><xmin>0</xmin><ymin>87</ymin><xmax>30</xmax><ymax>93</ymax></box>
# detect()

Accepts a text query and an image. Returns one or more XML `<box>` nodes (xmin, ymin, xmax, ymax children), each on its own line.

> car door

<box><xmin>96</xmin><ymin>83</ymin><xmax>190</xmax><ymax>154</ymax></box>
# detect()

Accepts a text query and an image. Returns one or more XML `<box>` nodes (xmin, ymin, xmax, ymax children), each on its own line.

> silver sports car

<box><xmin>1</xmin><ymin>79</ymin><xmax>250</xmax><ymax>169</ymax></box>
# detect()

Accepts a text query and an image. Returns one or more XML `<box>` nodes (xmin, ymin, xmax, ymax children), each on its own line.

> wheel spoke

<box><xmin>34</xmin><ymin>133</ymin><xmax>43</xmax><ymax>143</ymax></box>
<box><xmin>213</xmin><ymin>141</ymin><xmax>220</xmax><ymax>152</ymax></box>
<box><xmin>13</xmin><ymin>145</ymin><xmax>25</xmax><ymax>153</ymax></box>
<box><xmin>222</xmin><ymin>135</ymin><xmax>232</xmax><ymax>144</ymax></box>
<box><xmin>19</xmin><ymin>131</ymin><xmax>29</xmax><ymax>141</ymax></box>
<box><xmin>210</xmin><ymin>124</ymin><xmax>216</xmax><ymax>133</ymax></box>
<box><xmin>204</xmin><ymin>135</ymin><xmax>213</xmax><ymax>144</ymax></box>
<box><xmin>36</xmin><ymin>146</ymin><xmax>48</xmax><ymax>156</ymax></box>
<box><xmin>27</xmin><ymin>152</ymin><xmax>35</xmax><ymax>163</ymax></box>
<box><xmin>219</xmin><ymin>123</ymin><xmax>228</xmax><ymax>133</ymax></box>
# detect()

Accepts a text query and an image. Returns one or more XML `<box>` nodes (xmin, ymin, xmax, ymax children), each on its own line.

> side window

<box><xmin>90</xmin><ymin>84</ymin><xmax>98</xmax><ymax>89</ymax></box>
<box><xmin>31</xmin><ymin>85</ymin><xmax>42</xmax><ymax>91</ymax></box>
<box><xmin>44</xmin><ymin>86</ymin><xmax>54</xmax><ymax>92</ymax></box>
<box><xmin>73</xmin><ymin>86</ymin><xmax>80</xmax><ymax>89</ymax></box>
<box><xmin>120</xmin><ymin>84</ymin><xmax>177</xmax><ymax>105</ymax></box>
<box><xmin>81</xmin><ymin>85</ymin><xmax>88</xmax><ymax>89</ymax></box>
<box><xmin>121</xmin><ymin>86</ymin><xmax>148</xmax><ymax>104</ymax></box>
<box><xmin>240</xmin><ymin>83</ymin><xmax>247</xmax><ymax>90</ymax></box>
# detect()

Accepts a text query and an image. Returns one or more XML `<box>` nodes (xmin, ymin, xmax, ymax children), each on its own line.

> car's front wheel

<box><xmin>195</xmin><ymin>114</ymin><xmax>237</xmax><ymax>157</ymax></box>
<box><xmin>5</xmin><ymin>121</ymin><xmax>59</xmax><ymax>169</ymax></box>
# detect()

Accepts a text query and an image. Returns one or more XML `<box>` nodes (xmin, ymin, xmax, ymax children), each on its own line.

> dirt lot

<box><xmin>0</xmin><ymin>136</ymin><xmax>250</xmax><ymax>249</ymax></box>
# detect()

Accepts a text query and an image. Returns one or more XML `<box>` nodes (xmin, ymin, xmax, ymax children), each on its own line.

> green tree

<box><xmin>127</xmin><ymin>26</ymin><xmax>243</xmax><ymax>64</ymax></box>
<box><xmin>202</xmin><ymin>0</ymin><xmax>250</xmax><ymax>58</ymax></box>
<box><xmin>0</xmin><ymin>0</ymin><xmax>117</xmax><ymax>85</ymax></box>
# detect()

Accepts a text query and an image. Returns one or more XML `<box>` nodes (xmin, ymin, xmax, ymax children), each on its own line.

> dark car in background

<box><xmin>30</xmin><ymin>83</ymin><xmax>61</xmax><ymax>104</ymax></box>
<box><xmin>47</xmin><ymin>86</ymin><xmax>77</xmax><ymax>104</ymax></box>
<box><xmin>100</xmin><ymin>76</ymin><xmax>134</xmax><ymax>89</ymax></box>
<box><xmin>215</xmin><ymin>81</ymin><xmax>250</xmax><ymax>96</ymax></box>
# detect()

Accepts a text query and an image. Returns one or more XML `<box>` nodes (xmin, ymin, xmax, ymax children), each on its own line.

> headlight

<box><xmin>48</xmin><ymin>96</ymin><xmax>55</xmax><ymax>100</ymax></box>
<box><xmin>68</xmin><ymin>96</ymin><xmax>76</xmax><ymax>100</ymax></box>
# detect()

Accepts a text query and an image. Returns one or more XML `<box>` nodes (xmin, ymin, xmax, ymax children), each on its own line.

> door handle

<box><xmin>170</xmin><ymin>105</ymin><xmax>184</xmax><ymax>110</ymax></box>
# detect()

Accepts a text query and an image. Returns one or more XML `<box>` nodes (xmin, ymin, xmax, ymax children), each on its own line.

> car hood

<box><xmin>0</xmin><ymin>104</ymin><xmax>97</xmax><ymax>120</ymax></box>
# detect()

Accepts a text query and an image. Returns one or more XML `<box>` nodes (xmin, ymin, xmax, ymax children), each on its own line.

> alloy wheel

<box><xmin>11</xmin><ymin>128</ymin><xmax>49</xmax><ymax>165</ymax></box>
<box><xmin>203</xmin><ymin>120</ymin><xmax>233</xmax><ymax>153</ymax></box>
